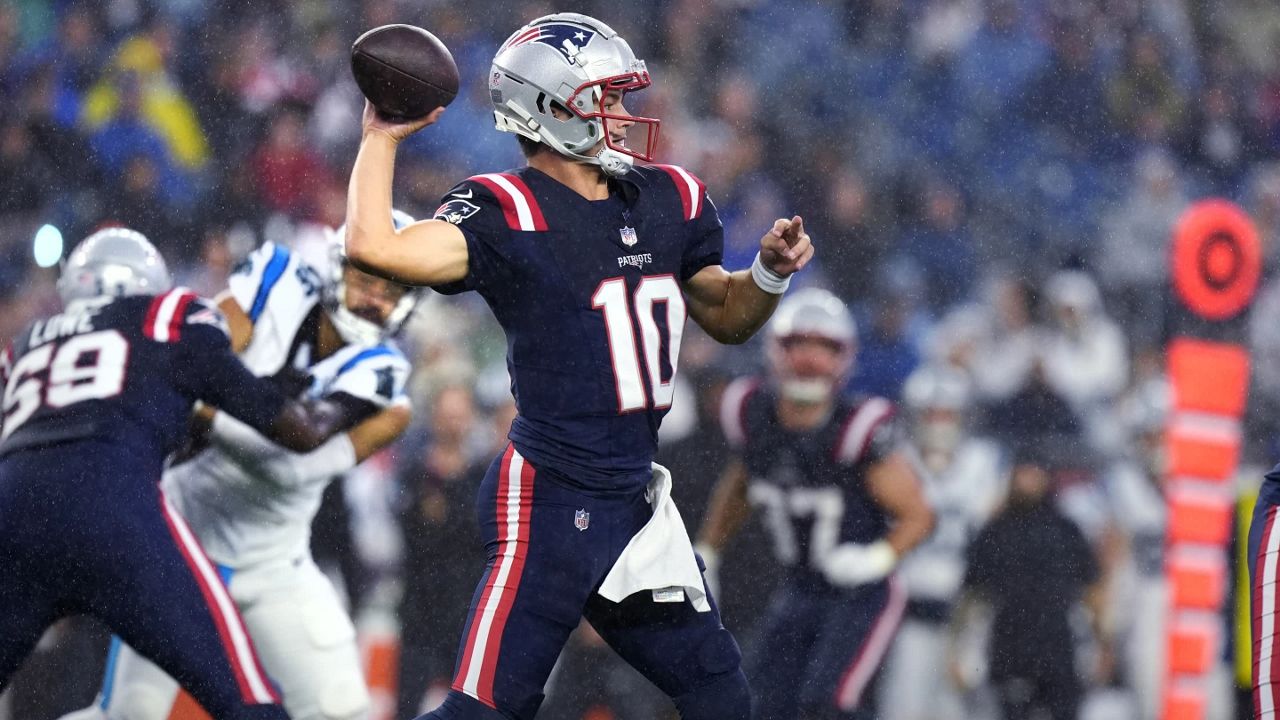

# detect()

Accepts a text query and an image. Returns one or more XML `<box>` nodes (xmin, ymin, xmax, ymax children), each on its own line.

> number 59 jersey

<box><xmin>432</xmin><ymin>165</ymin><xmax>722</xmax><ymax>493</ymax></box>
<box><xmin>0</xmin><ymin>292</ymin><xmax>286</xmax><ymax>468</ymax></box>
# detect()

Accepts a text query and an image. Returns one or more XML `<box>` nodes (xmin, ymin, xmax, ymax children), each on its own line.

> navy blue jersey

<box><xmin>432</xmin><ymin>165</ymin><xmax>723</xmax><ymax>492</ymax></box>
<box><xmin>0</xmin><ymin>290</ymin><xmax>287</xmax><ymax>468</ymax></box>
<box><xmin>720</xmin><ymin>377</ymin><xmax>899</xmax><ymax>582</ymax></box>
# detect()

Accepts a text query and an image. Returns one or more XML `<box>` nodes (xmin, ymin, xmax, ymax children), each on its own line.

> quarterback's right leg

<box><xmin>1250</xmin><ymin>472</ymin><xmax>1280</xmax><ymax>717</ymax></box>
<box><xmin>583</xmin><ymin>585</ymin><xmax>752</xmax><ymax>720</ymax></box>
<box><xmin>414</xmin><ymin>446</ymin><xmax>600</xmax><ymax>720</ymax></box>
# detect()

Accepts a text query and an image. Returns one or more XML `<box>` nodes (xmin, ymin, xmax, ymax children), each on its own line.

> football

<box><xmin>350</xmin><ymin>24</ymin><xmax>459</xmax><ymax>121</ymax></box>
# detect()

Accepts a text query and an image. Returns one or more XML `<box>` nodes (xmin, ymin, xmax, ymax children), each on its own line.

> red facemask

<box><xmin>566</xmin><ymin>72</ymin><xmax>660</xmax><ymax>163</ymax></box>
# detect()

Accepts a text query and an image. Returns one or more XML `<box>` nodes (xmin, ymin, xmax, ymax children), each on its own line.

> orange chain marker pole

<box><xmin>1162</xmin><ymin>200</ymin><xmax>1260</xmax><ymax>720</ymax></box>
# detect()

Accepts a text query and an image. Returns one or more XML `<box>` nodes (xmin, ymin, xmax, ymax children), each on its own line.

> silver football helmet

<box><xmin>327</xmin><ymin>209</ymin><xmax>421</xmax><ymax>344</ymax></box>
<box><xmin>490</xmin><ymin>13</ymin><xmax>658</xmax><ymax>176</ymax></box>
<box><xmin>766</xmin><ymin>288</ymin><xmax>857</xmax><ymax>403</ymax></box>
<box><xmin>57</xmin><ymin>227</ymin><xmax>172</xmax><ymax>303</ymax></box>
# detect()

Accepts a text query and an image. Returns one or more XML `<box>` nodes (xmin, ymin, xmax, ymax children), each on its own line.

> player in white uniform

<box><xmin>1103</xmin><ymin>378</ymin><xmax>1168</xmax><ymax>720</ymax></box>
<box><xmin>64</xmin><ymin>217</ymin><xmax>421</xmax><ymax>720</ymax></box>
<box><xmin>878</xmin><ymin>365</ymin><xmax>1005</xmax><ymax>720</ymax></box>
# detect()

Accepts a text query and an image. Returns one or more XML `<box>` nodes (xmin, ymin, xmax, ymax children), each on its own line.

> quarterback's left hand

<box><xmin>759</xmin><ymin>215</ymin><xmax>814</xmax><ymax>277</ymax></box>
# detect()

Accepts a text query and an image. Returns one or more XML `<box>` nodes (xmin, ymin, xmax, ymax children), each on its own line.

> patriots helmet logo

<box><xmin>506</xmin><ymin>23</ymin><xmax>597</xmax><ymax>63</ymax></box>
<box><xmin>434</xmin><ymin>198</ymin><xmax>482</xmax><ymax>225</ymax></box>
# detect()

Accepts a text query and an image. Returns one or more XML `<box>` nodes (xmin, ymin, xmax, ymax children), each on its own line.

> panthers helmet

<box><xmin>326</xmin><ymin>209</ymin><xmax>422</xmax><ymax>344</ymax></box>
<box><xmin>57</xmin><ymin>227</ymin><xmax>172</xmax><ymax>303</ymax></box>
<box><xmin>766</xmin><ymin>288</ymin><xmax>857</xmax><ymax>403</ymax></box>
<box><xmin>490</xmin><ymin>13</ymin><xmax>658</xmax><ymax>177</ymax></box>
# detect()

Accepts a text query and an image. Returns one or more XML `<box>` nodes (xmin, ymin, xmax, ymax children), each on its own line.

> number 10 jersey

<box><xmin>432</xmin><ymin>165</ymin><xmax>722</xmax><ymax>493</ymax></box>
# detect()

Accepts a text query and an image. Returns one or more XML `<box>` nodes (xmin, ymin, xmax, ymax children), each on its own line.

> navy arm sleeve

<box><xmin>172</xmin><ymin>300</ymin><xmax>288</xmax><ymax>434</ymax></box>
<box><xmin>430</xmin><ymin>180</ymin><xmax>511</xmax><ymax>295</ymax></box>
<box><xmin>681</xmin><ymin>192</ymin><xmax>724</xmax><ymax>281</ymax></box>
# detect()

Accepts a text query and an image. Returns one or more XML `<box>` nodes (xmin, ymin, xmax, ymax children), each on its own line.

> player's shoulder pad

<box><xmin>719</xmin><ymin>375</ymin><xmax>765</xmax><ymax>449</ymax></box>
<box><xmin>323</xmin><ymin>342</ymin><xmax>411</xmax><ymax>406</ymax></box>
<box><xmin>639</xmin><ymin>164</ymin><xmax>708</xmax><ymax>222</ymax></box>
<box><xmin>833</xmin><ymin>395</ymin><xmax>898</xmax><ymax>465</ymax></box>
<box><xmin>436</xmin><ymin>171</ymin><xmax>547</xmax><ymax>232</ymax></box>
<box><xmin>227</xmin><ymin>241</ymin><xmax>322</xmax><ymax>324</ymax></box>
<box><xmin>141</xmin><ymin>287</ymin><xmax>227</xmax><ymax>343</ymax></box>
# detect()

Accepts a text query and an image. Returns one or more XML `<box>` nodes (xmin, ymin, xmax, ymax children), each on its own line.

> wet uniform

<box><xmin>0</xmin><ymin>291</ymin><xmax>289</xmax><ymax>719</ymax></box>
<box><xmin>420</xmin><ymin>165</ymin><xmax>744</xmax><ymax>720</ymax></box>
<box><xmin>719</xmin><ymin>377</ymin><xmax>906</xmax><ymax>720</ymax></box>
<box><xmin>86</xmin><ymin>242</ymin><xmax>411</xmax><ymax>720</ymax></box>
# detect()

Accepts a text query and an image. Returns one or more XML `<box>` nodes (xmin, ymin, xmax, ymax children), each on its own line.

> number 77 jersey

<box><xmin>432</xmin><ymin>165</ymin><xmax>722</xmax><ymax>493</ymax></box>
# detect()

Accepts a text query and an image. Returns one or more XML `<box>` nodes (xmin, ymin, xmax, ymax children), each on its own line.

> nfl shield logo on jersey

<box><xmin>574</xmin><ymin>508</ymin><xmax>590</xmax><ymax>531</ymax></box>
<box><xmin>619</xmin><ymin>226</ymin><xmax>638</xmax><ymax>247</ymax></box>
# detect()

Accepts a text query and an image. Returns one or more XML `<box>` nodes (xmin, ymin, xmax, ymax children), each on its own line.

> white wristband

<box><xmin>820</xmin><ymin>540</ymin><xmax>898</xmax><ymax>588</ymax></box>
<box><xmin>751</xmin><ymin>252</ymin><xmax>791</xmax><ymax>295</ymax></box>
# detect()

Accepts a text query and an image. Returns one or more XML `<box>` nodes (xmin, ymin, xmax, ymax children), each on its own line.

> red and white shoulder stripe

<box><xmin>652</xmin><ymin>164</ymin><xmax>707</xmax><ymax>221</ymax></box>
<box><xmin>719</xmin><ymin>377</ymin><xmax>761</xmax><ymax>449</ymax></box>
<box><xmin>468</xmin><ymin>173</ymin><xmax>548</xmax><ymax>232</ymax></box>
<box><xmin>142</xmin><ymin>288</ymin><xmax>198</xmax><ymax>343</ymax></box>
<box><xmin>834</xmin><ymin>397</ymin><xmax>895</xmax><ymax>464</ymax></box>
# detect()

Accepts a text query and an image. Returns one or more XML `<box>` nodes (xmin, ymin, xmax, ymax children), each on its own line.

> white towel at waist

<box><xmin>598</xmin><ymin>462</ymin><xmax>710</xmax><ymax>612</ymax></box>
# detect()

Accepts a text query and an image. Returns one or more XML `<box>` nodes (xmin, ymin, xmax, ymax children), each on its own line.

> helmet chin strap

<box><xmin>595</xmin><ymin>147</ymin><xmax>634</xmax><ymax>177</ymax></box>
<box><xmin>497</xmin><ymin>101</ymin><xmax>634</xmax><ymax>176</ymax></box>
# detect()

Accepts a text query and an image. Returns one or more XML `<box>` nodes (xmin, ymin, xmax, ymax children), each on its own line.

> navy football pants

<box><xmin>0</xmin><ymin>444</ymin><xmax>287</xmax><ymax>720</ymax></box>
<box><xmin>748</xmin><ymin>576</ymin><xmax>905</xmax><ymax>720</ymax></box>
<box><xmin>416</xmin><ymin>445</ymin><xmax>748</xmax><ymax>720</ymax></box>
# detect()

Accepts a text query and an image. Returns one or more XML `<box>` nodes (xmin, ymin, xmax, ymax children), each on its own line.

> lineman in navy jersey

<box><xmin>345</xmin><ymin>12</ymin><xmax>812</xmax><ymax>720</ymax></box>
<box><xmin>68</xmin><ymin>224</ymin><xmax>419</xmax><ymax>720</ymax></box>
<box><xmin>698</xmin><ymin>289</ymin><xmax>934</xmax><ymax>720</ymax></box>
<box><xmin>0</xmin><ymin>228</ymin><xmax>354</xmax><ymax>720</ymax></box>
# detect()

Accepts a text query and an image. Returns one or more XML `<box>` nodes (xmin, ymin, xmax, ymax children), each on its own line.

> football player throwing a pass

<box><xmin>345</xmin><ymin>12</ymin><xmax>812</xmax><ymax>720</ymax></box>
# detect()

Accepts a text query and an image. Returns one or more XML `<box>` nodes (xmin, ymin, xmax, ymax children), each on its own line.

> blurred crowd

<box><xmin>4</xmin><ymin>0</ymin><xmax>1280</xmax><ymax>718</ymax></box>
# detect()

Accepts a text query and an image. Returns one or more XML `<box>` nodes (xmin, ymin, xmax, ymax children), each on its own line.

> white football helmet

<box><xmin>57</xmin><ymin>227</ymin><xmax>172</xmax><ymax>303</ymax></box>
<box><xmin>326</xmin><ymin>209</ymin><xmax>421</xmax><ymax>344</ymax></box>
<box><xmin>490</xmin><ymin>12</ymin><xmax>658</xmax><ymax>176</ymax></box>
<box><xmin>766</xmin><ymin>288</ymin><xmax>857</xmax><ymax>404</ymax></box>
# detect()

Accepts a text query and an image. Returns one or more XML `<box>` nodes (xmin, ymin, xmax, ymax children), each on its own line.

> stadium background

<box><xmin>2</xmin><ymin>0</ymin><xmax>1280</xmax><ymax>718</ymax></box>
